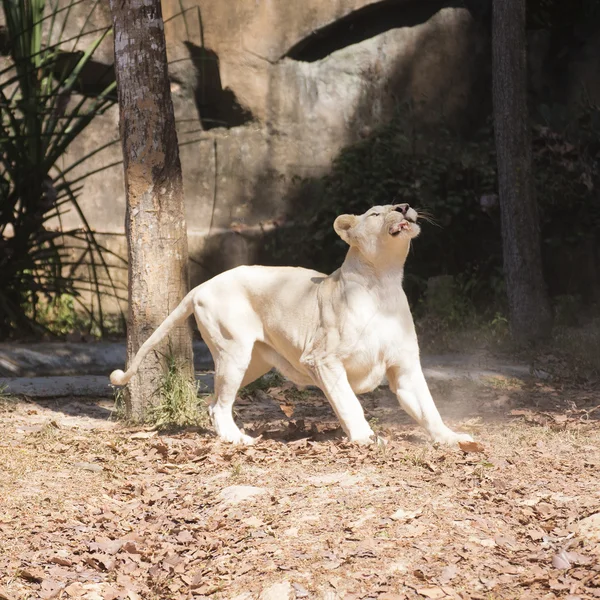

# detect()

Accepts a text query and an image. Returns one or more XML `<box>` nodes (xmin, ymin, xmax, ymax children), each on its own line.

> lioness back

<box><xmin>194</xmin><ymin>265</ymin><xmax>327</xmax><ymax>344</ymax></box>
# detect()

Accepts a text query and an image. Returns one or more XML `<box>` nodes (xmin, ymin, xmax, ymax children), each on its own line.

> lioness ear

<box><xmin>334</xmin><ymin>214</ymin><xmax>357</xmax><ymax>244</ymax></box>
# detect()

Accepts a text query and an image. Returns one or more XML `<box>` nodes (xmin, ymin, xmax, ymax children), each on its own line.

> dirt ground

<box><xmin>1</xmin><ymin>371</ymin><xmax>599</xmax><ymax>600</ymax></box>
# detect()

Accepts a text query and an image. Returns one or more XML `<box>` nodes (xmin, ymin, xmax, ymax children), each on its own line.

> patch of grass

<box><xmin>417</xmin><ymin>309</ymin><xmax>512</xmax><ymax>354</ymax></box>
<box><xmin>553</xmin><ymin>318</ymin><xmax>600</xmax><ymax>376</ymax></box>
<box><xmin>281</xmin><ymin>386</ymin><xmax>313</xmax><ymax>402</ymax></box>
<box><xmin>24</xmin><ymin>294</ymin><xmax>87</xmax><ymax>337</ymax></box>
<box><xmin>24</xmin><ymin>294</ymin><xmax>126</xmax><ymax>339</ymax></box>
<box><xmin>148</xmin><ymin>356</ymin><xmax>209</xmax><ymax>430</ymax></box>
<box><xmin>403</xmin><ymin>447</ymin><xmax>431</xmax><ymax>469</ymax></box>
<box><xmin>240</xmin><ymin>370</ymin><xmax>286</xmax><ymax>398</ymax></box>
<box><xmin>32</xmin><ymin>419</ymin><xmax>60</xmax><ymax>441</ymax></box>
<box><xmin>112</xmin><ymin>386</ymin><xmax>127</xmax><ymax>421</ymax></box>
<box><xmin>368</xmin><ymin>416</ymin><xmax>381</xmax><ymax>433</ymax></box>
<box><xmin>0</xmin><ymin>385</ymin><xmax>17</xmax><ymax>412</ymax></box>
<box><xmin>483</xmin><ymin>375</ymin><xmax>525</xmax><ymax>390</ymax></box>
<box><xmin>230</xmin><ymin>461</ymin><xmax>244</xmax><ymax>480</ymax></box>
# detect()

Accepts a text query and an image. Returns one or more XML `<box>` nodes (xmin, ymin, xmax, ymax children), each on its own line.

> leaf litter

<box><xmin>0</xmin><ymin>377</ymin><xmax>599</xmax><ymax>599</ymax></box>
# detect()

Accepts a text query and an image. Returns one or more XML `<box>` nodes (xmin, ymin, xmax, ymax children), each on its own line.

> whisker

<box><xmin>420</xmin><ymin>216</ymin><xmax>441</xmax><ymax>227</ymax></box>
<box><xmin>414</xmin><ymin>207</ymin><xmax>441</xmax><ymax>227</ymax></box>
<box><xmin>414</xmin><ymin>206</ymin><xmax>434</xmax><ymax>215</ymax></box>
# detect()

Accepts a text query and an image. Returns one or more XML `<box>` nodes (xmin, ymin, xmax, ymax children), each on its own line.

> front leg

<box><xmin>387</xmin><ymin>363</ymin><xmax>473</xmax><ymax>446</ymax></box>
<box><xmin>302</xmin><ymin>355</ymin><xmax>375</xmax><ymax>443</ymax></box>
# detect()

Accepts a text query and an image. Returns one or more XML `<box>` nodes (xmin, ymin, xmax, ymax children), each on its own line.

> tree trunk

<box><xmin>109</xmin><ymin>0</ymin><xmax>193</xmax><ymax>420</ymax></box>
<box><xmin>492</xmin><ymin>0</ymin><xmax>552</xmax><ymax>342</ymax></box>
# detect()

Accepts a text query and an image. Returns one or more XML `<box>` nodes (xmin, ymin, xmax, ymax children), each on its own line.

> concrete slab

<box><xmin>0</xmin><ymin>341</ymin><xmax>213</xmax><ymax>377</ymax></box>
<box><xmin>0</xmin><ymin>372</ymin><xmax>215</xmax><ymax>398</ymax></box>
<box><xmin>0</xmin><ymin>341</ymin><xmax>533</xmax><ymax>400</ymax></box>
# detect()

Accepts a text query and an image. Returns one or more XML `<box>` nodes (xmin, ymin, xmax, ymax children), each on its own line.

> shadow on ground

<box><xmin>235</xmin><ymin>373</ymin><xmax>600</xmax><ymax>445</ymax></box>
<box><xmin>2</xmin><ymin>340</ymin><xmax>597</xmax><ymax>442</ymax></box>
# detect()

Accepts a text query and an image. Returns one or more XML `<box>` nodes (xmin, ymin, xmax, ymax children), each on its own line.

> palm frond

<box><xmin>0</xmin><ymin>0</ymin><xmax>123</xmax><ymax>337</ymax></box>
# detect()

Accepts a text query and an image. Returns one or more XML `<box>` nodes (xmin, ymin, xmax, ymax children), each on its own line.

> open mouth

<box><xmin>389</xmin><ymin>219</ymin><xmax>412</xmax><ymax>236</ymax></box>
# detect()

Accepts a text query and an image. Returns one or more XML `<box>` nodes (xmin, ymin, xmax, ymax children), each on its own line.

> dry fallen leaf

<box><xmin>194</xmin><ymin>583</ymin><xmax>220</xmax><ymax>596</ymax></box>
<box><xmin>551</xmin><ymin>551</ymin><xmax>571</xmax><ymax>570</ymax></box>
<box><xmin>577</xmin><ymin>512</ymin><xmax>600</xmax><ymax>543</ymax></box>
<box><xmin>130</xmin><ymin>430</ymin><xmax>157</xmax><ymax>439</ymax></box>
<box><xmin>64</xmin><ymin>582</ymin><xmax>84</xmax><ymax>597</ymax></box>
<box><xmin>458</xmin><ymin>441</ymin><xmax>485</xmax><ymax>453</ymax></box>
<box><xmin>17</xmin><ymin>568</ymin><xmax>43</xmax><ymax>583</ymax></box>
<box><xmin>279</xmin><ymin>404</ymin><xmax>295</xmax><ymax>418</ymax></box>
<box><xmin>122</xmin><ymin>541</ymin><xmax>141</xmax><ymax>554</ymax></box>
<box><xmin>90</xmin><ymin>553</ymin><xmax>116</xmax><ymax>571</ymax></box>
<box><xmin>243</xmin><ymin>516</ymin><xmax>264</xmax><ymax>528</ymax></box>
<box><xmin>89</xmin><ymin>537</ymin><xmax>122</xmax><ymax>554</ymax></box>
<box><xmin>40</xmin><ymin>579</ymin><xmax>63</xmax><ymax>599</ymax></box>
<box><xmin>391</xmin><ymin>508</ymin><xmax>422</xmax><ymax>521</ymax></box>
<box><xmin>552</xmin><ymin>549</ymin><xmax>592</xmax><ymax>570</ymax></box>
<box><xmin>438</xmin><ymin>564</ymin><xmax>458</xmax><ymax>584</ymax></box>
<box><xmin>291</xmin><ymin>582</ymin><xmax>310</xmax><ymax>598</ymax></box>
<box><xmin>73</xmin><ymin>461</ymin><xmax>103</xmax><ymax>473</ymax></box>
<box><xmin>416</xmin><ymin>586</ymin><xmax>447</xmax><ymax>599</ymax></box>
<box><xmin>49</xmin><ymin>555</ymin><xmax>72</xmax><ymax>567</ymax></box>
<box><xmin>0</xmin><ymin>586</ymin><xmax>16</xmax><ymax>600</ymax></box>
<box><xmin>177</xmin><ymin>529</ymin><xmax>194</xmax><ymax>543</ymax></box>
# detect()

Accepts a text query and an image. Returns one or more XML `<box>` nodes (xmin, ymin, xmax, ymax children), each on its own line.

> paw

<box><xmin>431</xmin><ymin>428</ymin><xmax>474</xmax><ymax>447</ymax></box>
<box><xmin>218</xmin><ymin>430</ymin><xmax>256</xmax><ymax>445</ymax></box>
<box><xmin>237</xmin><ymin>433</ymin><xmax>256</xmax><ymax>446</ymax></box>
<box><xmin>349</xmin><ymin>429</ymin><xmax>386</xmax><ymax>446</ymax></box>
<box><xmin>350</xmin><ymin>436</ymin><xmax>375</xmax><ymax>445</ymax></box>
<box><xmin>215</xmin><ymin>426</ymin><xmax>257</xmax><ymax>446</ymax></box>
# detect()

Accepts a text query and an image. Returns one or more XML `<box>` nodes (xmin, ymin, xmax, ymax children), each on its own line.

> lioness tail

<box><xmin>109</xmin><ymin>289</ymin><xmax>196</xmax><ymax>386</ymax></box>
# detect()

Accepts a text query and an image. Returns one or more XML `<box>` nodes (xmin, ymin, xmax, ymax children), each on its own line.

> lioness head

<box><xmin>333</xmin><ymin>204</ymin><xmax>420</xmax><ymax>262</ymax></box>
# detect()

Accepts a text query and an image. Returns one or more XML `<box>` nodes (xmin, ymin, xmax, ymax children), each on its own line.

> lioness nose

<box><xmin>394</xmin><ymin>204</ymin><xmax>410</xmax><ymax>215</ymax></box>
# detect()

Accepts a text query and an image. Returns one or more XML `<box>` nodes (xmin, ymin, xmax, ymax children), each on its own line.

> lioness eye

<box><xmin>369</xmin><ymin>212</ymin><xmax>380</xmax><ymax>217</ymax></box>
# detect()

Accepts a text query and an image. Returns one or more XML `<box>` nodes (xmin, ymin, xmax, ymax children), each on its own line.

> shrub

<box><xmin>148</xmin><ymin>355</ymin><xmax>209</xmax><ymax>430</ymax></box>
<box><xmin>0</xmin><ymin>0</ymin><xmax>125</xmax><ymax>337</ymax></box>
<box><xmin>280</xmin><ymin>102</ymin><xmax>600</xmax><ymax>313</ymax></box>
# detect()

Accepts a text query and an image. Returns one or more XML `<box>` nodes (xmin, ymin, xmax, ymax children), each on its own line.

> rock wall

<box><xmin>51</xmin><ymin>0</ymin><xmax>490</xmax><ymax>298</ymax></box>
<box><xmin>8</xmin><ymin>0</ymin><xmax>600</xmax><ymax>315</ymax></box>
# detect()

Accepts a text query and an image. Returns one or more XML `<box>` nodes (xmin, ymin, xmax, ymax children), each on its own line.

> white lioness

<box><xmin>111</xmin><ymin>204</ymin><xmax>473</xmax><ymax>446</ymax></box>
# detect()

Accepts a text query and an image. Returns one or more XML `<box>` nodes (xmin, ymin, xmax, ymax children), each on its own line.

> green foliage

<box><xmin>0</xmin><ymin>0</ymin><xmax>125</xmax><ymax>338</ymax></box>
<box><xmin>112</xmin><ymin>385</ymin><xmax>126</xmax><ymax>421</ymax></box>
<box><xmin>528</xmin><ymin>0</ymin><xmax>600</xmax><ymax>29</ymax></box>
<box><xmin>23</xmin><ymin>293</ymin><xmax>125</xmax><ymax>338</ymax></box>
<box><xmin>239</xmin><ymin>370</ymin><xmax>286</xmax><ymax>398</ymax></box>
<box><xmin>552</xmin><ymin>294</ymin><xmax>582</xmax><ymax>328</ymax></box>
<box><xmin>284</xmin><ymin>100</ymin><xmax>600</xmax><ymax>313</ymax></box>
<box><xmin>0</xmin><ymin>383</ymin><xmax>16</xmax><ymax>412</ymax></box>
<box><xmin>534</xmin><ymin>101</ymin><xmax>600</xmax><ymax>252</ymax></box>
<box><xmin>148</xmin><ymin>355</ymin><xmax>209</xmax><ymax>430</ymax></box>
<box><xmin>423</xmin><ymin>275</ymin><xmax>474</xmax><ymax>328</ymax></box>
<box><xmin>553</xmin><ymin>318</ymin><xmax>600</xmax><ymax>376</ymax></box>
<box><xmin>292</xmin><ymin>112</ymin><xmax>500</xmax><ymax>307</ymax></box>
<box><xmin>24</xmin><ymin>293</ymin><xmax>85</xmax><ymax>336</ymax></box>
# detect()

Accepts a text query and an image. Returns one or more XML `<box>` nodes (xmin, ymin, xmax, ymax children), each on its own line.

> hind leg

<box><xmin>210</xmin><ymin>345</ymin><xmax>276</xmax><ymax>444</ymax></box>
<box><xmin>210</xmin><ymin>349</ymin><xmax>256</xmax><ymax>444</ymax></box>
<box><xmin>212</xmin><ymin>347</ymin><xmax>278</xmax><ymax>443</ymax></box>
<box><xmin>241</xmin><ymin>347</ymin><xmax>273</xmax><ymax>388</ymax></box>
<box><xmin>193</xmin><ymin>301</ymin><xmax>270</xmax><ymax>444</ymax></box>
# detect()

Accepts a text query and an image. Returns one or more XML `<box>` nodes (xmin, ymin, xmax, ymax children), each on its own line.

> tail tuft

<box><xmin>110</xmin><ymin>369</ymin><xmax>128</xmax><ymax>386</ymax></box>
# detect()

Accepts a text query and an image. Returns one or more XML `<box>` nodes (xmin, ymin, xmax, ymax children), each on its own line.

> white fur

<box><xmin>111</xmin><ymin>204</ymin><xmax>473</xmax><ymax>447</ymax></box>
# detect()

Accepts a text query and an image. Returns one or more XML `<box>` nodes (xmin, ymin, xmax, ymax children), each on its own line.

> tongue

<box><xmin>389</xmin><ymin>221</ymin><xmax>408</xmax><ymax>235</ymax></box>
